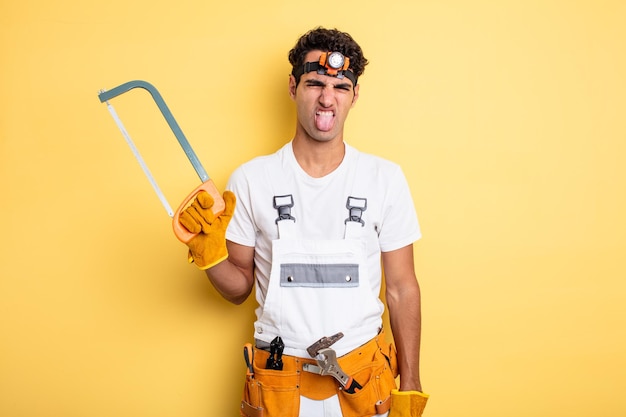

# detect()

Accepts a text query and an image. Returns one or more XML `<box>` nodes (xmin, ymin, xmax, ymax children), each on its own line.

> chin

<box><xmin>310</xmin><ymin>130</ymin><xmax>339</xmax><ymax>142</ymax></box>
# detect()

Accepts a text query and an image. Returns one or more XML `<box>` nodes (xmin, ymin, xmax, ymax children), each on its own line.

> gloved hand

<box><xmin>389</xmin><ymin>389</ymin><xmax>429</xmax><ymax>417</ymax></box>
<box><xmin>178</xmin><ymin>190</ymin><xmax>236</xmax><ymax>270</ymax></box>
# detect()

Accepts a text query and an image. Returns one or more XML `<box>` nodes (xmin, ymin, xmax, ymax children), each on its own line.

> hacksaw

<box><xmin>98</xmin><ymin>80</ymin><xmax>224</xmax><ymax>243</ymax></box>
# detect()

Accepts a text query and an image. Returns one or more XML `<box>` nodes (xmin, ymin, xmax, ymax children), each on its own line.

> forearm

<box><xmin>387</xmin><ymin>279</ymin><xmax>423</xmax><ymax>392</ymax></box>
<box><xmin>204</xmin><ymin>241</ymin><xmax>255</xmax><ymax>305</ymax></box>
<box><xmin>205</xmin><ymin>260</ymin><xmax>253</xmax><ymax>304</ymax></box>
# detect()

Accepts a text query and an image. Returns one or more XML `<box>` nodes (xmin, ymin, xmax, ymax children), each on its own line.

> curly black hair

<box><xmin>288</xmin><ymin>27</ymin><xmax>368</xmax><ymax>84</ymax></box>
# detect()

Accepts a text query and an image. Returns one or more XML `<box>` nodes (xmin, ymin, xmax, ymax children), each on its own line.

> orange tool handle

<box><xmin>172</xmin><ymin>179</ymin><xmax>225</xmax><ymax>244</ymax></box>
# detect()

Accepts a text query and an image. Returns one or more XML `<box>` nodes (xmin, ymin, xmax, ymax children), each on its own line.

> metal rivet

<box><xmin>287</xmin><ymin>276</ymin><xmax>294</xmax><ymax>282</ymax></box>
<box><xmin>345</xmin><ymin>275</ymin><xmax>352</xmax><ymax>282</ymax></box>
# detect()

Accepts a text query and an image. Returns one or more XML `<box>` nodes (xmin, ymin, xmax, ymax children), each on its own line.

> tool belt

<box><xmin>240</xmin><ymin>331</ymin><xmax>398</xmax><ymax>417</ymax></box>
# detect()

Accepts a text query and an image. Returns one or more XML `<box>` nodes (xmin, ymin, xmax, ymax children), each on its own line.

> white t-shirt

<box><xmin>226</xmin><ymin>141</ymin><xmax>421</xmax><ymax>313</ymax></box>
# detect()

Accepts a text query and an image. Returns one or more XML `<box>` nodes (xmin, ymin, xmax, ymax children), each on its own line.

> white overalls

<box><xmin>251</xmin><ymin>173</ymin><xmax>388</xmax><ymax>417</ymax></box>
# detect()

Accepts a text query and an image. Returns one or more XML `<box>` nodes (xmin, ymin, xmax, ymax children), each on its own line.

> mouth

<box><xmin>315</xmin><ymin>110</ymin><xmax>335</xmax><ymax>132</ymax></box>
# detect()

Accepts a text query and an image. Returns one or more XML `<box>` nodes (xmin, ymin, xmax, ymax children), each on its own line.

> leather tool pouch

<box><xmin>336</xmin><ymin>335</ymin><xmax>398</xmax><ymax>417</ymax></box>
<box><xmin>240</xmin><ymin>348</ymin><xmax>300</xmax><ymax>417</ymax></box>
<box><xmin>240</xmin><ymin>333</ymin><xmax>398</xmax><ymax>417</ymax></box>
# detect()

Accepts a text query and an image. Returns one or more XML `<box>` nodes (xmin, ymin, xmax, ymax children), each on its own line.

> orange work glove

<box><xmin>388</xmin><ymin>389</ymin><xmax>429</xmax><ymax>417</ymax></box>
<box><xmin>178</xmin><ymin>190</ymin><xmax>236</xmax><ymax>270</ymax></box>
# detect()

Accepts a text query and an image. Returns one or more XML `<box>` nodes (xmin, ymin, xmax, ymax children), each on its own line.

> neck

<box><xmin>292</xmin><ymin>135</ymin><xmax>345</xmax><ymax>178</ymax></box>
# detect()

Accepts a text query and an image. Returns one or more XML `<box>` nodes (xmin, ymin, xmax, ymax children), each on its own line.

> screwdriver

<box><xmin>243</xmin><ymin>343</ymin><xmax>254</xmax><ymax>378</ymax></box>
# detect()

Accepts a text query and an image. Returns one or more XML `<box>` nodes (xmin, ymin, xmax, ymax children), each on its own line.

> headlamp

<box><xmin>292</xmin><ymin>51</ymin><xmax>357</xmax><ymax>85</ymax></box>
<box><xmin>322</xmin><ymin>51</ymin><xmax>350</xmax><ymax>73</ymax></box>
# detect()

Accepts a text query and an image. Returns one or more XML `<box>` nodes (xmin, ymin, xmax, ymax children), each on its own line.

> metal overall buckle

<box><xmin>345</xmin><ymin>196</ymin><xmax>367</xmax><ymax>226</ymax></box>
<box><xmin>273</xmin><ymin>194</ymin><xmax>295</xmax><ymax>224</ymax></box>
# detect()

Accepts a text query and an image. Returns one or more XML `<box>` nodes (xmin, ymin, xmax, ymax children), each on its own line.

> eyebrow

<box><xmin>304</xmin><ymin>79</ymin><xmax>353</xmax><ymax>90</ymax></box>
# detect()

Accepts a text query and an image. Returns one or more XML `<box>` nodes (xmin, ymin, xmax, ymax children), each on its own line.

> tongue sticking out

<box><xmin>315</xmin><ymin>111</ymin><xmax>334</xmax><ymax>132</ymax></box>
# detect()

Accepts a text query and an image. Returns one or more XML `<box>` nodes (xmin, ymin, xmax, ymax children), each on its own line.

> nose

<box><xmin>318</xmin><ymin>85</ymin><xmax>335</xmax><ymax>106</ymax></box>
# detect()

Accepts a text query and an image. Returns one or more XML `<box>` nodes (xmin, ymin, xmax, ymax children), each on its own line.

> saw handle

<box><xmin>172</xmin><ymin>179</ymin><xmax>225</xmax><ymax>243</ymax></box>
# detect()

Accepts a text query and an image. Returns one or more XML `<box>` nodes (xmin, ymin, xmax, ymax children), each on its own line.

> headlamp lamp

<box><xmin>292</xmin><ymin>51</ymin><xmax>357</xmax><ymax>85</ymax></box>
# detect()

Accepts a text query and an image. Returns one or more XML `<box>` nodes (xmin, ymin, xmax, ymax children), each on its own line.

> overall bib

<box><xmin>256</xmin><ymin>204</ymin><xmax>382</xmax><ymax>358</ymax></box>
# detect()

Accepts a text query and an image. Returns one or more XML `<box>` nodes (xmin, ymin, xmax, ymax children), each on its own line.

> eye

<box><xmin>334</xmin><ymin>84</ymin><xmax>352</xmax><ymax>92</ymax></box>
<box><xmin>305</xmin><ymin>80</ymin><xmax>325</xmax><ymax>88</ymax></box>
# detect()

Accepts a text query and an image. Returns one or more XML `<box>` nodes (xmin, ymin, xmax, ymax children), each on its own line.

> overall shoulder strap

<box><xmin>265</xmin><ymin>153</ymin><xmax>297</xmax><ymax>239</ymax></box>
<box><xmin>344</xmin><ymin>150</ymin><xmax>367</xmax><ymax>239</ymax></box>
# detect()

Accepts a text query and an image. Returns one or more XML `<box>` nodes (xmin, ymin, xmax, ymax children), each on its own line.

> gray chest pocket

<box><xmin>279</xmin><ymin>263</ymin><xmax>359</xmax><ymax>288</ymax></box>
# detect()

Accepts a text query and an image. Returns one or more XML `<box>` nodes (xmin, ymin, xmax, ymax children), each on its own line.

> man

<box><xmin>180</xmin><ymin>27</ymin><xmax>428</xmax><ymax>417</ymax></box>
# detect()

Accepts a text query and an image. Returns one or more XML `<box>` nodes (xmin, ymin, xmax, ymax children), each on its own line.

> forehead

<box><xmin>304</xmin><ymin>49</ymin><xmax>324</xmax><ymax>62</ymax></box>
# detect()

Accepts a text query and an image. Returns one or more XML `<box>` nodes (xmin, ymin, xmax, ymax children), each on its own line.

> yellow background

<box><xmin>1</xmin><ymin>1</ymin><xmax>625</xmax><ymax>416</ymax></box>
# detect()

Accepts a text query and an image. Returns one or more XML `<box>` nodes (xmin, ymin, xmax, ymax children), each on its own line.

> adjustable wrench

<box><xmin>306</xmin><ymin>332</ymin><xmax>344</xmax><ymax>358</ymax></box>
<box><xmin>303</xmin><ymin>348</ymin><xmax>363</xmax><ymax>394</ymax></box>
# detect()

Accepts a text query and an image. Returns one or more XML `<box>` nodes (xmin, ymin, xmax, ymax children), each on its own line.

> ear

<box><xmin>288</xmin><ymin>75</ymin><xmax>297</xmax><ymax>100</ymax></box>
<box><xmin>351</xmin><ymin>83</ymin><xmax>360</xmax><ymax>108</ymax></box>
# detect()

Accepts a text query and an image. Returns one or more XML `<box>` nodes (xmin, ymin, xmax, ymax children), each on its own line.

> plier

<box><xmin>265</xmin><ymin>336</ymin><xmax>284</xmax><ymax>370</ymax></box>
<box><xmin>303</xmin><ymin>348</ymin><xmax>363</xmax><ymax>394</ymax></box>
